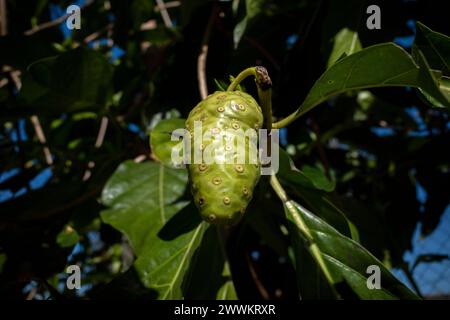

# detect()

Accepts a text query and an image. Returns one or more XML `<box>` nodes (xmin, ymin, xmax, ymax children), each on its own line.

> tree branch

<box><xmin>30</xmin><ymin>115</ymin><xmax>53</xmax><ymax>166</ymax></box>
<box><xmin>24</xmin><ymin>0</ymin><xmax>94</xmax><ymax>36</ymax></box>
<box><xmin>197</xmin><ymin>5</ymin><xmax>219</xmax><ymax>100</ymax></box>
<box><xmin>245</xmin><ymin>251</ymin><xmax>270</xmax><ymax>300</ymax></box>
<box><xmin>155</xmin><ymin>0</ymin><xmax>173</xmax><ymax>28</ymax></box>
<box><xmin>0</xmin><ymin>0</ymin><xmax>7</xmax><ymax>36</ymax></box>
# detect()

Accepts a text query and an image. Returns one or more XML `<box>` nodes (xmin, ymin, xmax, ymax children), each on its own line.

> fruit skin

<box><xmin>186</xmin><ymin>91</ymin><xmax>263</xmax><ymax>225</ymax></box>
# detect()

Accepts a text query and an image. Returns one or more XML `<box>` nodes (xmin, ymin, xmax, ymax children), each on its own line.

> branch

<box><xmin>82</xmin><ymin>116</ymin><xmax>109</xmax><ymax>181</ymax></box>
<box><xmin>83</xmin><ymin>23</ymin><xmax>113</xmax><ymax>43</ymax></box>
<box><xmin>155</xmin><ymin>0</ymin><xmax>173</xmax><ymax>28</ymax></box>
<box><xmin>0</xmin><ymin>0</ymin><xmax>7</xmax><ymax>36</ymax></box>
<box><xmin>197</xmin><ymin>5</ymin><xmax>219</xmax><ymax>100</ymax></box>
<box><xmin>94</xmin><ymin>116</ymin><xmax>109</xmax><ymax>148</ymax></box>
<box><xmin>245</xmin><ymin>251</ymin><xmax>270</xmax><ymax>300</ymax></box>
<box><xmin>24</xmin><ymin>0</ymin><xmax>94</xmax><ymax>36</ymax></box>
<box><xmin>3</xmin><ymin>66</ymin><xmax>21</xmax><ymax>90</ymax></box>
<box><xmin>30</xmin><ymin>115</ymin><xmax>53</xmax><ymax>166</ymax></box>
<box><xmin>133</xmin><ymin>154</ymin><xmax>147</xmax><ymax>163</ymax></box>
<box><xmin>154</xmin><ymin>1</ymin><xmax>180</xmax><ymax>11</ymax></box>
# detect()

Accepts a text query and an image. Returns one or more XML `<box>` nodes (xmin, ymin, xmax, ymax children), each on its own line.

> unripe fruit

<box><xmin>186</xmin><ymin>91</ymin><xmax>263</xmax><ymax>225</ymax></box>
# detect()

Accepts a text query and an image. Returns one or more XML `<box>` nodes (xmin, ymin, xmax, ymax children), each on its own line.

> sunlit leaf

<box><xmin>150</xmin><ymin>118</ymin><xmax>186</xmax><ymax>168</ymax></box>
<box><xmin>100</xmin><ymin>161</ymin><xmax>207</xmax><ymax>299</ymax></box>
<box><xmin>327</xmin><ymin>28</ymin><xmax>362</xmax><ymax>68</ymax></box>
<box><xmin>283</xmin><ymin>199</ymin><xmax>420</xmax><ymax>299</ymax></box>
<box><xmin>274</xmin><ymin>43</ymin><xmax>450</xmax><ymax>127</ymax></box>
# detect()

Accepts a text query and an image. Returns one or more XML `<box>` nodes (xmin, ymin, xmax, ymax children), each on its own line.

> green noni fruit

<box><xmin>186</xmin><ymin>91</ymin><xmax>264</xmax><ymax>225</ymax></box>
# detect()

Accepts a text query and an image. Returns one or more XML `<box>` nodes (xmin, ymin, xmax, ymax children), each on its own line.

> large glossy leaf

<box><xmin>100</xmin><ymin>161</ymin><xmax>207</xmax><ymax>299</ymax></box>
<box><xmin>150</xmin><ymin>118</ymin><xmax>186</xmax><ymax>169</ymax></box>
<box><xmin>301</xmin><ymin>165</ymin><xmax>336</xmax><ymax>192</ymax></box>
<box><xmin>412</xmin><ymin>22</ymin><xmax>450</xmax><ymax>108</ymax></box>
<box><xmin>183</xmin><ymin>225</ymin><xmax>237</xmax><ymax>299</ymax></box>
<box><xmin>277</xmin><ymin>149</ymin><xmax>358</xmax><ymax>241</ymax></box>
<box><xmin>19</xmin><ymin>47</ymin><xmax>113</xmax><ymax>114</ymax></box>
<box><xmin>216</xmin><ymin>262</ymin><xmax>238</xmax><ymax>300</ymax></box>
<box><xmin>233</xmin><ymin>0</ymin><xmax>266</xmax><ymax>48</ymax></box>
<box><xmin>413</xmin><ymin>21</ymin><xmax>450</xmax><ymax>73</ymax></box>
<box><xmin>273</xmin><ymin>43</ymin><xmax>450</xmax><ymax>128</ymax></box>
<box><xmin>283</xmin><ymin>199</ymin><xmax>420</xmax><ymax>299</ymax></box>
<box><xmin>327</xmin><ymin>28</ymin><xmax>362</xmax><ymax>69</ymax></box>
<box><xmin>414</xmin><ymin>49</ymin><xmax>450</xmax><ymax>109</ymax></box>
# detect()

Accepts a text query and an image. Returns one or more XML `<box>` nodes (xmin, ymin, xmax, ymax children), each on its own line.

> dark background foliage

<box><xmin>0</xmin><ymin>0</ymin><xmax>449</xmax><ymax>299</ymax></box>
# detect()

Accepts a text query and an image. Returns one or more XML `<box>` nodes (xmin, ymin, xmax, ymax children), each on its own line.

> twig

<box><xmin>0</xmin><ymin>78</ymin><xmax>7</xmax><ymax>87</ymax></box>
<box><xmin>0</xmin><ymin>0</ymin><xmax>7</xmax><ymax>36</ymax></box>
<box><xmin>154</xmin><ymin>1</ymin><xmax>180</xmax><ymax>11</ymax></box>
<box><xmin>3</xmin><ymin>66</ymin><xmax>22</xmax><ymax>90</ymax></box>
<box><xmin>245</xmin><ymin>251</ymin><xmax>270</xmax><ymax>300</ymax></box>
<box><xmin>94</xmin><ymin>116</ymin><xmax>109</xmax><ymax>148</ymax></box>
<box><xmin>24</xmin><ymin>0</ymin><xmax>94</xmax><ymax>36</ymax></box>
<box><xmin>197</xmin><ymin>5</ymin><xmax>219</xmax><ymax>99</ymax></box>
<box><xmin>83</xmin><ymin>23</ymin><xmax>113</xmax><ymax>43</ymax></box>
<box><xmin>401</xmin><ymin>264</ymin><xmax>423</xmax><ymax>298</ymax></box>
<box><xmin>133</xmin><ymin>154</ymin><xmax>147</xmax><ymax>163</ymax></box>
<box><xmin>30</xmin><ymin>115</ymin><xmax>53</xmax><ymax>166</ymax></box>
<box><xmin>26</xmin><ymin>287</ymin><xmax>37</xmax><ymax>300</ymax></box>
<box><xmin>4</xmin><ymin>65</ymin><xmax>54</xmax><ymax>168</ymax></box>
<box><xmin>82</xmin><ymin>116</ymin><xmax>108</xmax><ymax>181</ymax></box>
<box><xmin>155</xmin><ymin>0</ymin><xmax>173</xmax><ymax>28</ymax></box>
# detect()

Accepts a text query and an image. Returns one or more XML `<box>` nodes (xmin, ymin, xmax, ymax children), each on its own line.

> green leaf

<box><xmin>278</xmin><ymin>149</ymin><xmax>358</xmax><ymax>241</ymax></box>
<box><xmin>284</xmin><ymin>200</ymin><xmax>420</xmax><ymax>299</ymax></box>
<box><xmin>56</xmin><ymin>225</ymin><xmax>80</xmax><ymax>248</ymax></box>
<box><xmin>150</xmin><ymin>118</ymin><xmax>186</xmax><ymax>168</ymax></box>
<box><xmin>216</xmin><ymin>262</ymin><xmax>237</xmax><ymax>300</ymax></box>
<box><xmin>411</xmin><ymin>22</ymin><xmax>450</xmax><ymax>108</ymax></box>
<box><xmin>416</xmin><ymin>50</ymin><xmax>450</xmax><ymax>108</ymax></box>
<box><xmin>413</xmin><ymin>22</ymin><xmax>450</xmax><ymax>73</ymax></box>
<box><xmin>440</xmin><ymin>76</ymin><xmax>450</xmax><ymax>100</ymax></box>
<box><xmin>100</xmin><ymin>161</ymin><xmax>207</xmax><ymax>299</ymax></box>
<box><xmin>275</xmin><ymin>43</ymin><xmax>450</xmax><ymax>127</ymax></box>
<box><xmin>183</xmin><ymin>226</ymin><xmax>237</xmax><ymax>299</ymax></box>
<box><xmin>233</xmin><ymin>0</ymin><xmax>266</xmax><ymax>48</ymax></box>
<box><xmin>19</xmin><ymin>47</ymin><xmax>113</xmax><ymax>114</ymax></box>
<box><xmin>214</xmin><ymin>79</ymin><xmax>228</xmax><ymax>91</ymax></box>
<box><xmin>233</xmin><ymin>17</ymin><xmax>249</xmax><ymax>49</ymax></box>
<box><xmin>327</xmin><ymin>28</ymin><xmax>362</xmax><ymax>69</ymax></box>
<box><xmin>301</xmin><ymin>165</ymin><xmax>336</xmax><ymax>192</ymax></box>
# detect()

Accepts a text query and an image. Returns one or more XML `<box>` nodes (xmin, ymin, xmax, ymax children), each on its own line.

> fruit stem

<box><xmin>255</xmin><ymin>66</ymin><xmax>273</xmax><ymax>131</ymax></box>
<box><xmin>227</xmin><ymin>66</ymin><xmax>273</xmax><ymax>130</ymax></box>
<box><xmin>226</xmin><ymin>67</ymin><xmax>256</xmax><ymax>91</ymax></box>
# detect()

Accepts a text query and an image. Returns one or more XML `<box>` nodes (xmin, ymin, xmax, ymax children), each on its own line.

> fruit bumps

<box><xmin>186</xmin><ymin>91</ymin><xmax>264</xmax><ymax>225</ymax></box>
